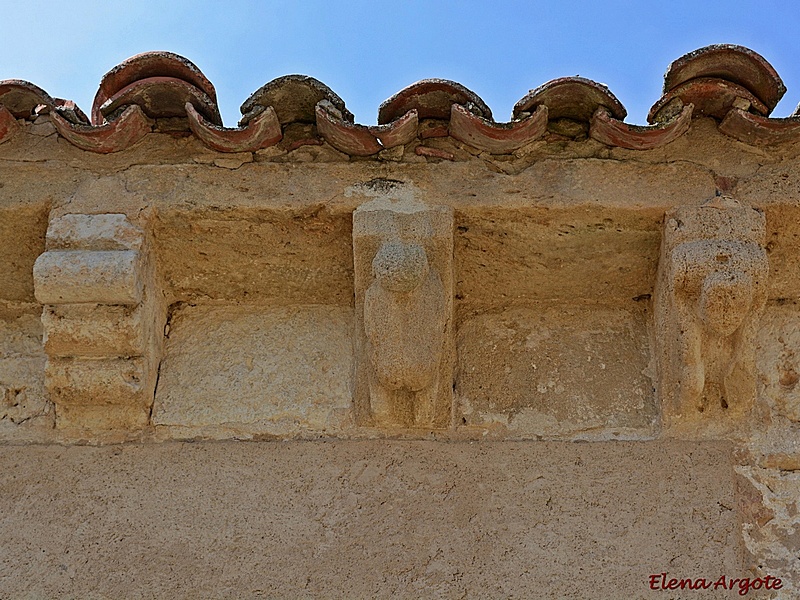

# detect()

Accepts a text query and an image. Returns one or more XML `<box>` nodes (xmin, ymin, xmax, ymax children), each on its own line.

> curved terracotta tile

<box><xmin>0</xmin><ymin>80</ymin><xmax>55</xmax><ymax>118</ymax></box>
<box><xmin>0</xmin><ymin>105</ymin><xmax>19</xmax><ymax>144</ymax></box>
<box><xmin>719</xmin><ymin>108</ymin><xmax>800</xmax><ymax>145</ymax></box>
<box><xmin>52</xmin><ymin>99</ymin><xmax>90</xmax><ymax>125</ymax></box>
<box><xmin>664</xmin><ymin>44</ymin><xmax>784</xmax><ymax>113</ymax></box>
<box><xmin>370</xmin><ymin>109</ymin><xmax>418</xmax><ymax>148</ymax></box>
<box><xmin>98</xmin><ymin>77</ymin><xmax>221</xmax><ymax>125</ymax></box>
<box><xmin>513</xmin><ymin>77</ymin><xmax>626</xmax><ymax>123</ymax></box>
<box><xmin>92</xmin><ymin>51</ymin><xmax>217</xmax><ymax>125</ymax></box>
<box><xmin>378</xmin><ymin>79</ymin><xmax>491</xmax><ymax>125</ymax></box>
<box><xmin>449</xmin><ymin>104</ymin><xmax>548</xmax><ymax>153</ymax></box>
<box><xmin>315</xmin><ymin>100</ymin><xmax>381</xmax><ymax>156</ymax></box>
<box><xmin>186</xmin><ymin>102</ymin><xmax>282</xmax><ymax>152</ymax></box>
<box><xmin>648</xmin><ymin>78</ymin><xmax>766</xmax><ymax>123</ymax></box>
<box><xmin>590</xmin><ymin>104</ymin><xmax>693</xmax><ymax>150</ymax></box>
<box><xmin>241</xmin><ymin>75</ymin><xmax>352</xmax><ymax>126</ymax></box>
<box><xmin>315</xmin><ymin>100</ymin><xmax>418</xmax><ymax>156</ymax></box>
<box><xmin>51</xmin><ymin>105</ymin><xmax>152</xmax><ymax>154</ymax></box>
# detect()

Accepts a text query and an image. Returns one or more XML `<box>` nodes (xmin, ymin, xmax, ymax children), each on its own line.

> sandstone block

<box><xmin>45</xmin><ymin>213</ymin><xmax>143</xmax><ymax>251</ymax></box>
<box><xmin>33</xmin><ymin>250</ymin><xmax>142</xmax><ymax>305</ymax></box>
<box><xmin>56</xmin><ymin>403</ymin><xmax>150</xmax><ymax>430</ymax></box>
<box><xmin>757</xmin><ymin>305</ymin><xmax>800</xmax><ymax>422</ymax></box>
<box><xmin>736</xmin><ymin>466</ymin><xmax>800</xmax><ymax>594</ymax></box>
<box><xmin>0</xmin><ymin>313</ymin><xmax>51</xmax><ymax>435</ymax></box>
<box><xmin>456</xmin><ymin>307</ymin><xmax>655</xmax><ymax>438</ymax></box>
<box><xmin>153</xmin><ymin>305</ymin><xmax>352</xmax><ymax>435</ymax></box>
<box><xmin>353</xmin><ymin>196</ymin><xmax>454</xmax><ymax>428</ymax></box>
<box><xmin>45</xmin><ymin>357</ymin><xmax>147</xmax><ymax>408</ymax></box>
<box><xmin>655</xmin><ymin>196</ymin><xmax>768</xmax><ymax>436</ymax></box>
<box><xmin>42</xmin><ymin>304</ymin><xmax>145</xmax><ymax>358</ymax></box>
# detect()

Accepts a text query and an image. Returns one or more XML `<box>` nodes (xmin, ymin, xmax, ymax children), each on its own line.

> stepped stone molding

<box><xmin>655</xmin><ymin>196</ymin><xmax>768</xmax><ymax>436</ymax></box>
<box><xmin>32</xmin><ymin>214</ymin><xmax>165</xmax><ymax>430</ymax></box>
<box><xmin>353</xmin><ymin>196</ymin><xmax>454</xmax><ymax>428</ymax></box>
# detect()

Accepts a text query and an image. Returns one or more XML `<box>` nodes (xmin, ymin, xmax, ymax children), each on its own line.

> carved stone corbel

<box><xmin>655</xmin><ymin>195</ymin><xmax>768</xmax><ymax>433</ymax></box>
<box><xmin>33</xmin><ymin>214</ymin><xmax>164</xmax><ymax>431</ymax></box>
<box><xmin>353</xmin><ymin>199</ymin><xmax>454</xmax><ymax>428</ymax></box>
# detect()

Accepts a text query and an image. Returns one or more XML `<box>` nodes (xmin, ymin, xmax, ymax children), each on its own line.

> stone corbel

<box><xmin>353</xmin><ymin>199</ymin><xmax>454</xmax><ymax>429</ymax></box>
<box><xmin>654</xmin><ymin>195</ymin><xmax>768</xmax><ymax>434</ymax></box>
<box><xmin>33</xmin><ymin>214</ymin><xmax>164</xmax><ymax>431</ymax></box>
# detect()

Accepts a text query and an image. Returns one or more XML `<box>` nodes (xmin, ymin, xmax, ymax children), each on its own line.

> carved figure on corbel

<box><xmin>655</xmin><ymin>195</ymin><xmax>768</xmax><ymax>432</ymax></box>
<box><xmin>353</xmin><ymin>199</ymin><xmax>454</xmax><ymax>429</ymax></box>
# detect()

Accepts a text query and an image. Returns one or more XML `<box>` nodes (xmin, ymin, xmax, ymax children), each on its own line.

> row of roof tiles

<box><xmin>0</xmin><ymin>44</ymin><xmax>798</xmax><ymax>155</ymax></box>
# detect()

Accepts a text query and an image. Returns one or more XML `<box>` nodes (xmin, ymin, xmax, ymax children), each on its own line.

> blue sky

<box><xmin>2</xmin><ymin>0</ymin><xmax>798</xmax><ymax>126</ymax></box>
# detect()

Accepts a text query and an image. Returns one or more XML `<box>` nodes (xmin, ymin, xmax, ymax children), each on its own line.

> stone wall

<box><xmin>2</xmin><ymin>46</ymin><xmax>800</xmax><ymax>597</ymax></box>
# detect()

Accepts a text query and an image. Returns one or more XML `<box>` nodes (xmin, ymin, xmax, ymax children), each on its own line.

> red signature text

<box><xmin>648</xmin><ymin>572</ymin><xmax>782</xmax><ymax>596</ymax></box>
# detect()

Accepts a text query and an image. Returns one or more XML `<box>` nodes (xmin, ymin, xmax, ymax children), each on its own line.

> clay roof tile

<box><xmin>449</xmin><ymin>104</ymin><xmax>548</xmax><ymax>154</ymax></box>
<box><xmin>51</xmin><ymin>105</ymin><xmax>152</xmax><ymax>153</ymax></box>
<box><xmin>92</xmin><ymin>52</ymin><xmax>220</xmax><ymax>126</ymax></box>
<box><xmin>513</xmin><ymin>77</ymin><xmax>626</xmax><ymax>123</ymax></box>
<box><xmin>663</xmin><ymin>44</ymin><xmax>785</xmax><ymax>113</ymax></box>
<box><xmin>0</xmin><ymin>80</ymin><xmax>56</xmax><ymax>119</ymax></box>
<box><xmin>649</xmin><ymin>78</ymin><xmax>767</xmax><ymax>123</ymax></box>
<box><xmin>186</xmin><ymin>103</ymin><xmax>282</xmax><ymax>153</ymax></box>
<box><xmin>719</xmin><ymin>108</ymin><xmax>800</xmax><ymax>145</ymax></box>
<box><xmin>240</xmin><ymin>75</ymin><xmax>352</xmax><ymax>126</ymax></box>
<box><xmin>377</xmin><ymin>79</ymin><xmax>491</xmax><ymax>125</ymax></box>
<box><xmin>98</xmin><ymin>76</ymin><xmax>221</xmax><ymax>125</ymax></box>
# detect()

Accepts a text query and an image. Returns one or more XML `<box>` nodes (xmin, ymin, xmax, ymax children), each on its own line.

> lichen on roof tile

<box><xmin>92</xmin><ymin>51</ymin><xmax>218</xmax><ymax>125</ymax></box>
<box><xmin>0</xmin><ymin>80</ymin><xmax>56</xmax><ymax>119</ymax></box>
<box><xmin>513</xmin><ymin>77</ymin><xmax>626</xmax><ymax>123</ymax></box>
<box><xmin>663</xmin><ymin>44</ymin><xmax>785</xmax><ymax>113</ymax></box>
<box><xmin>98</xmin><ymin>77</ymin><xmax>221</xmax><ymax>125</ymax></box>
<box><xmin>649</xmin><ymin>78</ymin><xmax>767</xmax><ymax>123</ymax></box>
<box><xmin>240</xmin><ymin>75</ymin><xmax>352</xmax><ymax>126</ymax></box>
<box><xmin>377</xmin><ymin>79</ymin><xmax>491</xmax><ymax>125</ymax></box>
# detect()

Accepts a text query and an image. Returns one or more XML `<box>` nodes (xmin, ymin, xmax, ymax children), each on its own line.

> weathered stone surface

<box><xmin>354</xmin><ymin>196</ymin><xmax>454</xmax><ymax>428</ymax></box>
<box><xmin>46</xmin><ymin>356</ymin><xmax>147</xmax><ymax>407</ymax></box>
<box><xmin>56</xmin><ymin>402</ymin><xmax>150</xmax><ymax>430</ymax></box>
<box><xmin>42</xmin><ymin>304</ymin><xmax>146</xmax><ymax>358</ymax></box>
<box><xmin>153</xmin><ymin>305</ymin><xmax>353</xmax><ymax>436</ymax></box>
<box><xmin>154</xmin><ymin>207</ymin><xmax>354</xmax><ymax>305</ymax></box>
<box><xmin>456</xmin><ymin>307</ymin><xmax>655</xmax><ymax>438</ymax></box>
<box><xmin>757</xmin><ymin>304</ymin><xmax>800</xmax><ymax>423</ymax></box>
<box><xmin>45</xmin><ymin>213</ymin><xmax>143</xmax><ymax>251</ymax></box>
<box><xmin>0</xmin><ymin>440</ymin><xmax>739</xmax><ymax>599</ymax></box>
<box><xmin>0</xmin><ymin>313</ymin><xmax>52</xmax><ymax>437</ymax></box>
<box><xmin>33</xmin><ymin>250</ymin><xmax>143</xmax><ymax>305</ymax></box>
<box><xmin>0</xmin><ymin>202</ymin><xmax>49</xmax><ymax>303</ymax></box>
<box><xmin>736</xmin><ymin>466</ymin><xmax>800</xmax><ymax>596</ymax></box>
<box><xmin>655</xmin><ymin>197</ymin><xmax>768</xmax><ymax>437</ymax></box>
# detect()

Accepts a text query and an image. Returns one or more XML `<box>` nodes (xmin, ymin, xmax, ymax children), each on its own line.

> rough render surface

<box><xmin>0</xmin><ymin>440</ymin><xmax>741</xmax><ymax>600</ymax></box>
